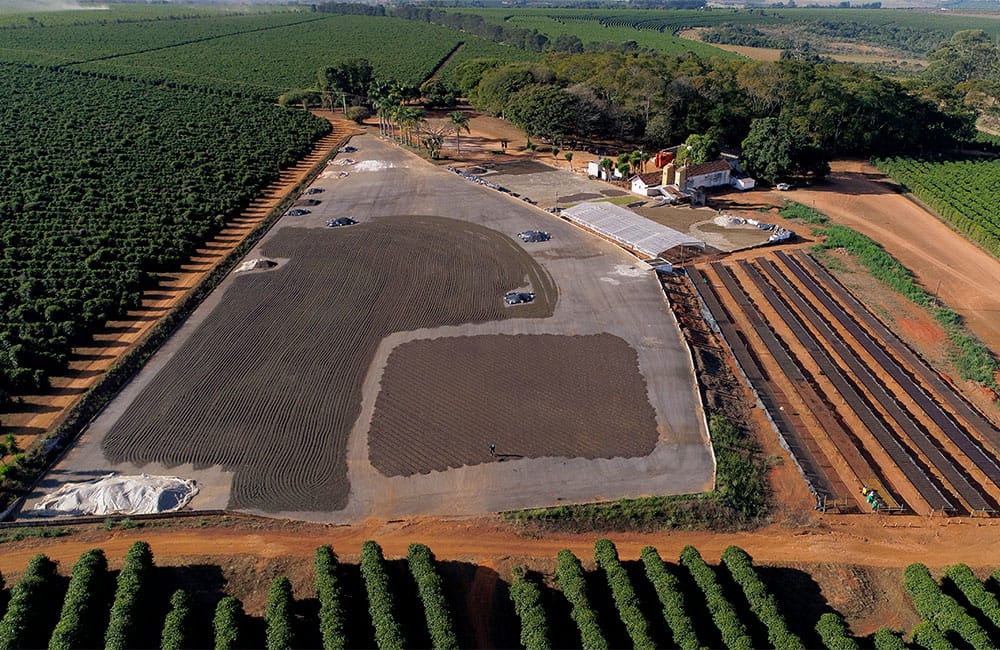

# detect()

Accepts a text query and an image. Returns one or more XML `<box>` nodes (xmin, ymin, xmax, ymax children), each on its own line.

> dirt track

<box><xmin>4</xmin><ymin>513</ymin><xmax>1000</xmax><ymax>573</ymax></box>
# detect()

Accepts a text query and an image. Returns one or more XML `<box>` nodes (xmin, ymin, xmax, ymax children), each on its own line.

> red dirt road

<box><xmin>3</xmin><ymin>514</ymin><xmax>1000</xmax><ymax>574</ymax></box>
<box><xmin>772</xmin><ymin>161</ymin><xmax>1000</xmax><ymax>354</ymax></box>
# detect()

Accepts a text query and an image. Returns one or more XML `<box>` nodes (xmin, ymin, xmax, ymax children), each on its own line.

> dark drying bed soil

<box><xmin>368</xmin><ymin>334</ymin><xmax>658</xmax><ymax>476</ymax></box>
<box><xmin>102</xmin><ymin>215</ymin><xmax>556</xmax><ymax>512</ymax></box>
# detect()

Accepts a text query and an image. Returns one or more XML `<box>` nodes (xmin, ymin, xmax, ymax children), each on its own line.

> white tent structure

<box><xmin>561</xmin><ymin>202</ymin><xmax>703</xmax><ymax>258</ymax></box>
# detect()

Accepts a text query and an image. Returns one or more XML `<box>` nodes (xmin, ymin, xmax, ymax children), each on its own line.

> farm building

<box><xmin>630</xmin><ymin>171</ymin><xmax>663</xmax><ymax>196</ymax></box>
<box><xmin>586</xmin><ymin>159</ymin><xmax>624</xmax><ymax>180</ymax></box>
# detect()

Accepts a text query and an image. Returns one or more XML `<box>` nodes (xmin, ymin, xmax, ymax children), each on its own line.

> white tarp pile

<box><xmin>33</xmin><ymin>474</ymin><xmax>199</xmax><ymax>516</ymax></box>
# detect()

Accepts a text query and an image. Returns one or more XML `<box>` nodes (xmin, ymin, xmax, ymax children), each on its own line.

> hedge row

<box><xmin>872</xmin><ymin>627</ymin><xmax>908</xmax><ymax>650</ymax></box>
<box><xmin>679</xmin><ymin>545</ymin><xmax>753</xmax><ymax>650</ymax></box>
<box><xmin>554</xmin><ymin>550</ymin><xmax>607</xmax><ymax>650</ymax></box>
<box><xmin>508</xmin><ymin>566</ymin><xmax>550</xmax><ymax>650</ymax></box>
<box><xmin>315</xmin><ymin>545</ymin><xmax>347</xmax><ymax>650</ymax></box>
<box><xmin>105</xmin><ymin>541</ymin><xmax>154</xmax><ymax>650</ymax></box>
<box><xmin>640</xmin><ymin>547</ymin><xmax>699</xmax><ymax>650</ymax></box>
<box><xmin>160</xmin><ymin>589</ymin><xmax>191</xmax><ymax>650</ymax></box>
<box><xmin>945</xmin><ymin>564</ymin><xmax>1000</xmax><ymax>632</ymax></box>
<box><xmin>593</xmin><ymin>539</ymin><xmax>654</xmax><ymax>650</ymax></box>
<box><xmin>266</xmin><ymin>577</ymin><xmax>295</xmax><ymax>650</ymax></box>
<box><xmin>213</xmin><ymin>596</ymin><xmax>244</xmax><ymax>650</ymax></box>
<box><xmin>815</xmin><ymin>612</ymin><xmax>860</xmax><ymax>650</ymax></box>
<box><xmin>904</xmin><ymin>563</ymin><xmax>991</xmax><ymax>649</ymax></box>
<box><xmin>360</xmin><ymin>541</ymin><xmax>404</xmax><ymax>650</ymax></box>
<box><xmin>48</xmin><ymin>549</ymin><xmax>108</xmax><ymax>650</ymax></box>
<box><xmin>0</xmin><ymin>554</ymin><xmax>59</xmax><ymax>650</ymax></box>
<box><xmin>407</xmin><ymin>544</ymin><xmax>459</xmax><ymax>650</ymax></box>
<box><xmin>720</xmin><ymin>546</ymin><xmax>805</xmax><ymax>650</ymax></box>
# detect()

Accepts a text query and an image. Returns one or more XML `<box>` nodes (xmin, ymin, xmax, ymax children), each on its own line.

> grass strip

<box><xmin>502</xmin><ymin>415</ymin><xmax>768</xmax><ymax>532</ymax></box>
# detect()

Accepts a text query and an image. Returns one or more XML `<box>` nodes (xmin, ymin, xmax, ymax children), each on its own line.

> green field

<box><xmin>0</xmin><ymin>3</ymin><xmax>297</xmax><ymax>27</ymax></box>
<box><xmin>0</xmin><ymin>13</ymin><xmax>323</xmax><ymax>66</ymax></box>
<box><xmin>0</xmin><ymin>13</ymin><xmax>534</xmax><ymax>99</ymax></box>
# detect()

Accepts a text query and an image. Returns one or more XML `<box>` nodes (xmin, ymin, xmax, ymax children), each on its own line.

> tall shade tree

<box><xmin>741</xmin><ymin>117</ymin><xmax>830</xmax><ymax>183</ymax></box>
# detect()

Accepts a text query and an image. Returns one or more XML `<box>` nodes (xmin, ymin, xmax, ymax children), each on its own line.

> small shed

<box><xmin>629</xmin><ymin>171</ymin><xmax>663</xmax><ymax>196</ymax></box>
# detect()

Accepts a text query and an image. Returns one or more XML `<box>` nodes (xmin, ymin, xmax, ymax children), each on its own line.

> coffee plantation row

<box><xmin>875</xmin><ymin>157</ymin><xmax>1000</xmax><ymax>259</ymax></box>
<box><xmin>1</xmin><ymin>538</ymin><xmax>998</xmax><ymax>648</ymax></box>
<box><xmin>0</xmin><ymin>64</ymin><xmax>330</xmax><ymax>398</ymax></box>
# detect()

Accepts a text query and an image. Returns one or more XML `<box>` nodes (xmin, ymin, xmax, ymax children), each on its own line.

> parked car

<box><xmin>504</xmin><ymin>291</ymin><xmax>535</xmax><ymax>305</ymax></box>
<box><xmin>305</xmin><ymin>188</ymin><xmax>325</xmax><ymax>195</ymax></box>
<box><xmin>776</xmin><ymin>183</ymin><xmax>792</xmax><ymax>191</ymax></box>
<box><xmin>325</xmin><ymin>217</ymin><xmax>357</xmax><ymax>228</ymax></box>
<box><xmin>285</xmin><ymin>209</ymin><xmax>311</xmax><ymax>216</ymax></box>
<box><xmin>517</xmin><ymin>230</ymin><xmax>551</xmax><ymax>243</ymax></box>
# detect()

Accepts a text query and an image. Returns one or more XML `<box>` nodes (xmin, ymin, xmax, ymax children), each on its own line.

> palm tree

<box><xmin>630</xmin><ymin>150</ymin><xmax>644</xmax><ymax>174</ymax></box>
<box><xmin>448</xmin><ymin>111</ymin><xmax>470</xmax><ymax>155</ymax></box>
<box><xmin>564</xmin><ymin>151</ymin><xmax>574</xmax><ymax>171</ymax></box>
<box><xmin>599</xmin><ymin>157</ymin><xmax>614</xmax><ymax>180</ymax></box>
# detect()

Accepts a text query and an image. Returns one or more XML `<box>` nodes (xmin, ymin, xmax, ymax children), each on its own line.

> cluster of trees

<box><xmin>0</xmin><ymin>65</ymin><xmax>330</xmax><ymax>401</ymax></box>
<box><xmin>452</xmin><ymin>47</ymin><xmax>969</xmax><ymax>181</ymax></box>
<box><xmin>160</xmin><ymin>590</ymin><xmax>192</xmax><ymax>650</ymax></box>
<box><xmin>816</xmin><ymin>612</ymin><xmax>861</xmax><ymax>650</ymax></box>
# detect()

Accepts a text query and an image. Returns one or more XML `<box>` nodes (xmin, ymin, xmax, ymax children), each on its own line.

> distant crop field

<box><xmin>0</xmin><ymin>3</ymin><xmax>298</xmax><ymax>26</ymax></box>
<box><xmin>68</xmin><ymin>15</ymin><xmax>508</xmax><ymax>98</ymax></box>
<box><xmin>875</xmin><ymin>157</ymin><xmax>1000</xmax><ymax>257</ymax></box>
<box><xmin>0</xmin><ymin>13</ymin><xmax>322</xmax><ymax>66</ymax></box>
<box><xmin>458</xmin><ymin>7</ymin><xmax>1000</xmax><ymax>55</ymax></box>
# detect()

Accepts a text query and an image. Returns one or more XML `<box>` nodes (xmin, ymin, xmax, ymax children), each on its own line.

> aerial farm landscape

<box><xmin>1</xmin><ymin>0</ymin><xmax>1000</xmax><ymax>647</ymax></box>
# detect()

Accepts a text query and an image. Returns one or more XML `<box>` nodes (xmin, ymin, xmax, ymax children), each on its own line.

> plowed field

<box><xmin>369</xmin><ymin>334</ymin><xmax>658</xmax><ymax>475</ymax></box>
<box><xmin>101</xmin><ymin>215</ymin><xmax>555</xmax><ymax>512</ymax></box>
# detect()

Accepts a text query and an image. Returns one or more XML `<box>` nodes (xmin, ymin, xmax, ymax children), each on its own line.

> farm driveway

<box><xmin>25</xmin><ymin>134</ymin><xmax>712</xmax><ymax>521</ymax></box>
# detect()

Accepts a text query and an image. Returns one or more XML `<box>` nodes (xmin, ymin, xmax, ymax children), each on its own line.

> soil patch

<box><xmin>100</xmin><ymin>216</ymin><xmax>555</xmax><ymax>512</ymax></box>
<box><xmin>368</xmin><ymin>334</ymin><xmax>658</xmax><ymax>476</ymax></box>
<box><xmin>483</xmin><ymin>159</ymin><xmax>555</xmax><ymax>176</ymax></box>
<box><xmin>558</xmin><ymin>192</ymin><xmax>602</xmax><ymax>203</ymax></box>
